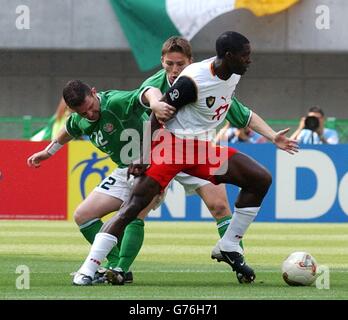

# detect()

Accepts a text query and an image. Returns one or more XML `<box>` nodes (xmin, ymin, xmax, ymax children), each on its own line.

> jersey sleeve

<box><xmin>135</xmin><ymin>70</ymin><xmax>169</xmax><ymax>109</ymax></box>
<box><xmin>164</xmin><ymin>76</ymin><xmax>197</xmax><ymax>109</ymax></box>
<box><xmin>225</xmin><ymin>97</ymin><xmax>252</xmax><ymax>128</ymax></box>
<box><xmin>65</xmin><ymin>113</ymin><xmax>83</xmax><ymax>138</ymax></box>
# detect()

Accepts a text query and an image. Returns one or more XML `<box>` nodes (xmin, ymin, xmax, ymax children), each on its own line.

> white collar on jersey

<box><xmin>166</xmin><ymin>74</ymin><xmax>172</xmax><ymax>87</ymax></box>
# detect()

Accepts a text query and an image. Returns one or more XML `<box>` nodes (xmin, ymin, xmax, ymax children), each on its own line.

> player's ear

<box><xmin>225</xmin><ymin>51</ymin><xmax>234</xmax><ymax>59</ymax></box>
<box><xmin>91</xmin><ymin>87</ymin><xmax>97</xmax><ymax>95</ymax></box>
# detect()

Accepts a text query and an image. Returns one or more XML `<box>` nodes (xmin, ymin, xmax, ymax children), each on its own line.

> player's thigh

<box><xmin>75</xmin><ymin>167</ymin><xmax>131</xmax><ymax>224</ymax></box>
<box><xmin>196</xmin><ymin>183</ymin><xmax>232</xmax><ymax>219</ymax></box>
<box><xmin>75</xmin><ymin>190</ymin><xmax>124</xmax><ymax>224</ymax></box>
<box><xmin>183</xmin><ymin>142</ymin><xmax>237</xmax><ymax>183</ymax></box>
<box><xmin>215</xmin><ymin>152</ymin><xmax>271</xmax><ymax>189</ymax></box>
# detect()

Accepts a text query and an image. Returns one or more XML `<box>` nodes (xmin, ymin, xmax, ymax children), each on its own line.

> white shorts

<box><xmin>174</xmin><ymin>172</ymin><xmax>211</xmax><ymax>195</ymax></box>
<box><xmin>94</xmin><ymin>167</ymin><xmax>167</xmax><ymax>211</ymax></box>
<box><xmin>94</xmin><ymin>167</ymin><xmax>131</xmax><ymax>202</ymax></box>
<box><xmin>95</xmin><ymin>168</ymin><xmax>211</xmax><ymax>209</ymax></box>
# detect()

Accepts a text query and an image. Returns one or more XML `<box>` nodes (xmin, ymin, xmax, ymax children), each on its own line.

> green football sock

<box><xmin>117</xmin><ymin>218</ymin><xmax>145</xmax><ymax>273</ymax></box>
<box><xmin>79</xmin><ymin>218</ymin><xmax>121</xmax><ymax>267</ymax></box>
<box><xmin>216</xmin><ymin>215</ymin><xmax>244</xmax><ymax>249</ymax></box>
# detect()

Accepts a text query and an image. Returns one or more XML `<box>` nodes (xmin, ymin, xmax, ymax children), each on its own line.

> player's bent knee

<box><xmin>258</xmin><ymin>170</ymin><xmax>272</xmax><ymax>194</ymax></box>
<box><xmin>137</xmin><ymin>210</ymin><xmax>148</xmax><ymax>220</ymax></box>
<box><xmin>119</xmin><ymin>200</ymin><xmax>146</xmax><ymax>224</ymax></box>
<box><xmin>208</xmin><ymin>202</ymin><xmax>230</xmax><ymax>219</ymax></box>
<box><xmin>116</xmin><ymin>209</ymin><xmax>137</xmax><ymax>226</ymax></box>
<box><xmin>73</xmin><ymin>204</ymin><xmax>95</xmax><ymax>225</ymax></box>
<box><xmin>73</xmin><ymin>208</ymin><xmax>85</xmax><ymax>225</ymax></box>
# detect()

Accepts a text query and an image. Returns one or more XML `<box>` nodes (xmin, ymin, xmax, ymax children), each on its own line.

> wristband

<box><xmin>45</xmin><ymin>140</ymin><xmax>63</xmax><ymax>155</ymax></box>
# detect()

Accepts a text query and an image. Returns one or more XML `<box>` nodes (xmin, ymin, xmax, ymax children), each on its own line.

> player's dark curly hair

<box><xmin>63</xmin><ymin>80</ymin><xmax>92</xmax><ymax>109</ymax></box>
<box><xmin>216</xmin><ymin>31</ymin><xmax>249</xmax><ymax>58</ymax></box>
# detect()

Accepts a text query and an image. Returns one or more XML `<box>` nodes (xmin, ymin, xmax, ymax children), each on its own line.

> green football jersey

<box><xmin>66</xmin><ymin>90</ymin><xmax>148</xmax><ymax>168</ymax></box>
<box><xmin>136</xmin><ymin>69</ymin><xmax>252</xmax><ymax>128</ymax></box>
<box><xmin>136</xmin><ymin>69</ymin><xmax>170</xmax><ymax>111</ymax></box>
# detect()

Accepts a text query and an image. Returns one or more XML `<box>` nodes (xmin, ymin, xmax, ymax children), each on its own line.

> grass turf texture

<box><xmin>0</xmin><ymin>221</ymin><xmax>347</xmax><ymax>300</ymax></box>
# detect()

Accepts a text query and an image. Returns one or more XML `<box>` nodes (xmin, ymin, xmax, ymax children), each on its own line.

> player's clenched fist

<box><xmin>27</xmin><ymin>150</ymin><xmax>51</xmax><ymax>168</ymax></box>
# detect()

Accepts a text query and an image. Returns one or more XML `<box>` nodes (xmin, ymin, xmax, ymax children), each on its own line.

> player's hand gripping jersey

<box><xmin>135</xmin><ymin>68</ymin><xmax>252</xmax><ymax>131</ymax></box>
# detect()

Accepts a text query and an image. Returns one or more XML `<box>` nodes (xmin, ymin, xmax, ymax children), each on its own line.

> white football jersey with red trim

<box><xmin>165</xmin><ymin>57</ymin><xmax>241</xmax><ymax>140</ymax></box>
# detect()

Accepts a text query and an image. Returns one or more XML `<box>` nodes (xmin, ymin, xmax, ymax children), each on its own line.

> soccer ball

<box><xmin>281</xmin><ymin>251</ymin><xmax>318</xmax><ymax>286</ymax></box>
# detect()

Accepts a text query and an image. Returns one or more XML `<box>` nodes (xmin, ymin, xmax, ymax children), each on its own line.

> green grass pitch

<box><xmin>0</xmin><ymin>220</ymin><xmax>347</xmax><ymax>300</ymax></box>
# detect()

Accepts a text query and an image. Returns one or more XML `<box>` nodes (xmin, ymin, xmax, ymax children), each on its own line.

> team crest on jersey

<box><xmin>103</xmin><ymin>123</ymin><xmax>115</xmax><ymax>133</ymax></box>
<box><xmin>206</xmin><ymin>96</ymin><xmax>215</xmax><ymax>108</ymax></box>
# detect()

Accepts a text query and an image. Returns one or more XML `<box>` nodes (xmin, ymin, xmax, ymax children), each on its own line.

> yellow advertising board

<box><xmin>67</xmin><ymin>141</ymin><xmax>116</xmax><ymax>221</ymax></box>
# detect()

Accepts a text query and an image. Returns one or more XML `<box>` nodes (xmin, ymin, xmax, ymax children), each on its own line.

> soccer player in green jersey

<box><xmin>27</xmin><ymin>84</ymin><xmax>150</xmax><ymax>284</ymax></box>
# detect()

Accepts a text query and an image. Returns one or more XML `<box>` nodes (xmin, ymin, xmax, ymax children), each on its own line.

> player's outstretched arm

<box><xmin>27</xmin><ymin>127</ymin><xmax>73</xmax><ymax>168</ymax></box>
<box><xmin>249</xmin><ymin>112</ymin><xmax>299</xmax><ymax>155</ymax></box>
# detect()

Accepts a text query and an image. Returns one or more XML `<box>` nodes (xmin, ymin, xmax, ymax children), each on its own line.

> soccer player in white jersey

<box><xmin>74</xmin><ymin>31</ymin><xmax>298</xmax><ymax>285</ymax></box>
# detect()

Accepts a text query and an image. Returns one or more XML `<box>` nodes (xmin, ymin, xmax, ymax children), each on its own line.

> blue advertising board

<box><xmin>147</xmin><ymin>144</ymin><xmax>348</xmax><ymax>222</ymax></box>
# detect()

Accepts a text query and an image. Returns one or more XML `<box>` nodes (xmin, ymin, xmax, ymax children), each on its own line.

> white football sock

<box><xmin>78</xmin><ymin>232</ymin><xmax>118</xmax><ymax>278</ymax></box>
<box><xmin>219</xmin><ymin>207</ymin><xmax>260</xmax><ymax>254</ymax></box>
